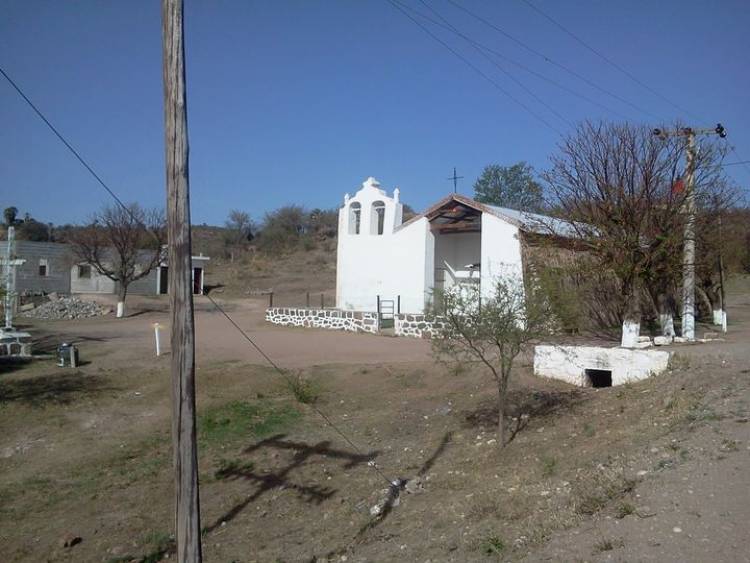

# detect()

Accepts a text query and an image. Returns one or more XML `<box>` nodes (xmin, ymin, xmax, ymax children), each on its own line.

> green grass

<box><xmin>198</xmin><ymin>400</ymin><xmax>300</xmax><ymax>447</ymax></box>
<box><xmin>593</xmin><ymin>537</ymin><xmax>623</xmax><ymax>553</ymax></box>
<box><xmin>582</xmin><ymin>422</ymin><xmax>596</xmax><ymax>437</ymax></box>
<box><xmin>573</xmin><ymin>468</ymin><xmax>637</xmax><ymax>516</ymax></box>
<box><xmin>541</xmin><ymin>456</ymin><xmax>558</xmax><ymax>477</ymax></box>
<box><xmin>107</xmin><ymin>530</ymin><xmax>174</xmax><ymax>563</ymax></box>
<box><xmin>480</xmin><ymin>534</ymin><xmax>505</xmax><ymax>556</ymax></box>
<box><xmin>720</xmin><ymin>438</ymin><xmax>739</xmax><ymax>452</ymax></box>
<box><xmin>615</xmin><ymin>501</ymin><xmax>635</xmax><ymax>519</ymax></box>
<box><xmin>285</xmin><ymin>373</ymin><xmax>321</xmax><ymax>405</ymax></box>
<box><xmin>214</xmin><ymin>457</ymin><xmax>256</xmax><ymax>479</ymax></box>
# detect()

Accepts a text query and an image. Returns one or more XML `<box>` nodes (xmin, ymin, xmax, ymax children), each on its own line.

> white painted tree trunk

<box><xmin>621</xmin><ymin>320</ymin><xmax>640</xmax><ymax>348</ymax></box>
<box><xmin>659</xmin><ymin>313</ymin><xmax>675</xmax><ymax>338</ymax></box>
<box><xmin>721</xmin><ymin>310</ymin><xmax>727</xmax><ymax>333</ymax></box>
<box><xmin>712</xmin><ymin>309</ymin><xmax>722</xmax><ymax>326</ymax></box>
<box><xmin>116</xmin><ymin>301</ymin><xmax>125</xmax><ymax>318</ymax></box>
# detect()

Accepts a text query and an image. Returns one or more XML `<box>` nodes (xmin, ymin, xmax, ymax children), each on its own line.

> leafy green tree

<box><xmin>473</xmin><ymin>162</ymin><xmax>544</xmax><ymax>212</ymax></box>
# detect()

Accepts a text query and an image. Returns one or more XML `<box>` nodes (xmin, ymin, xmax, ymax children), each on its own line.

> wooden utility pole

<box><xmin>682</xmin><ymin>131</ymin><xmax>697</xmax><ymax>340</ymax></box>
<box><xmin>653</xmin><ymin>123</ymin><xmax>727</xmax><ymax>341</ymax></box>
<box><xmin>162</xmin><ymin>1</ymin><xmax>203</xmax><ymax>561</ymax></box>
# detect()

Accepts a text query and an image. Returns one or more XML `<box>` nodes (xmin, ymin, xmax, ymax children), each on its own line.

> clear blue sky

<box><xmin>2</xmin><ymin>0</ymin><xmax>748</xmax><ymax>226</ymax></box>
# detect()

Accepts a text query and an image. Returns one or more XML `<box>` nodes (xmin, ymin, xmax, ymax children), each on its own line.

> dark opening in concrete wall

<box><xmin>585</xmin><ymin>368</ymin><xmax>612</xmax><ymax>388</ymax></box>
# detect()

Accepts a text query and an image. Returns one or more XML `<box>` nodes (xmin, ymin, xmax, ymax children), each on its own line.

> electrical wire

<box><xmin>203</xmin><ymin>292</ymin><xmax>396</xmax><ymax>485</ymax></box>
<box><xmin>393</xmin><ymin>0</ymin><xmax>632</xmax><ymax>121</ymax></box>
<box><xmin>0</xmin><ymin>67</ymin><xmax>133</xmax><ymax>216</ymax></box>
<box><xmin>518</xmin><ymin>0</ymin><xmax>702</xmax><ymax>121</ymax></box>
<box><xmin>385</xmin><ymin>0</ymin><xmax>563</xmax><ymax>136</ymax></box>
<box><xmin>443</xmin><ymin>0</ymin><xmax>663</xmax><ymax>120</ymax></box>
<box><xmin>727</xmin><ymin>146</ymin><xmax>750</xmax><ymax>177</ymax></box>
<box><xmin>0</xmin><ymin>64</ymin><xmax>398</xmax><ymax>488</ymax></box>
<box><xmin>414</xmin><ymin>0</ymin><xmax>573</xmax><ymax>128</ymax></box>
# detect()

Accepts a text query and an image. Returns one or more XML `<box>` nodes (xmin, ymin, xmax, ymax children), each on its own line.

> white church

<box><xmin>335</xmin><ymin>176</ymin><xmax>571</xmax><ymax>314</ymax></box>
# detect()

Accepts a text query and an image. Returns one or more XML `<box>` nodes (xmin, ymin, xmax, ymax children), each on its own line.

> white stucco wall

<box><xmin>336</xmin><ymin>216</ymin><xmax>432</xmax><ymax>313</ymax></box>
<box><xmin>480</xmin><ymin>213</ymin><xmax>524</xmax><ymax>300</ymax></box>
<box><xmin>434</xmin><ymin>232</ymin><xmax>481</xmax><ymax>291</ymax></box>
<box><xmin>336</xmin><ymin>177</ymin><xmax>434</xmax><ymax>313</ymax></box>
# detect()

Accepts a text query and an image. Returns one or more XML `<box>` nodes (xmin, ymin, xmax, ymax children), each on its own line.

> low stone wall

<box><xmin>265</xmin><ymin>307</ymin><xmax>379</xmax><ymax>334</ymax></box>
<box><xmin>534</xmin><ymin>345</ymin><xmax>671</xmax><ymax>387</ymax></box>
<box><xmin>394</xmin><ymin>314</ymin><xmax>445</xmax><ymax>338</ymax></box>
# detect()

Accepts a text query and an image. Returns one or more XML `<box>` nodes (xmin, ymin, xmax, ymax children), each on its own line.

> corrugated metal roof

<box><xmin>484</xmin><ymin>205</ymin><xmax>577</xmax><ymax>237</ymax></box>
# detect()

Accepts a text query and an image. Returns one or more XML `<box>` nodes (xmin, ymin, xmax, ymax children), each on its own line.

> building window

<box><xmin>78</xmin><ymin>264</ymin><xmax>92</xmax><ymax>279</ymax></box>
<box><xmin>371</xmin><ymin>201</ymin><xmax>386</xmax><ymax>235</ymax></box>
<box><xmin>38</xmin><ymin>259</ymin><xmax>49</xmax><ymax>277</ymax></box>
<box><xmin>349</xmin><ymin>202</ymin><xmax>361</xmax><ymax>235</ymax></box>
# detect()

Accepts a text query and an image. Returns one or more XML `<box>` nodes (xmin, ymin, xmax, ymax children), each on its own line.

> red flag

<box><xmin>672</xmin><ymin>178</ymin><xmax>684</xmax><ymax>194</ymax></box>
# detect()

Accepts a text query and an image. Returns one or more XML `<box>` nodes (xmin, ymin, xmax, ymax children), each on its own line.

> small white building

<box><xmin>336</xmin><ymin>177</ymin><xmax>571</xmax><ymax>314</ymax></box>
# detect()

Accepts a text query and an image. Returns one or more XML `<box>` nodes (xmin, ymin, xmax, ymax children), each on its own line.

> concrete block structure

<box><xmin>534</xmin><ymin>345</ymin><xmax>671</xmax><ymax>387</ymax></box>
<box><xmin>1</xmin><ymin>240</ymin><xmax>209</xmax><ymax>297</ymax></box>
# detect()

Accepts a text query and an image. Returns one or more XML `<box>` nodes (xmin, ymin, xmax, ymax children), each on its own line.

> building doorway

<box><xmin>159</xmin><ymin>266</ymin><xmax>169</xmax><ymax>294</ymax></box>
<box><xmin>193</xmin><ymin>267</ymin><xmax>203</xmax><ymax>295</ymax></box>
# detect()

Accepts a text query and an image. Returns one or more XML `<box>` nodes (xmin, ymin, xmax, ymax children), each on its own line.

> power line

<box><xmin>0</xmin><ymin>64</ymin><xmax>398</xmax><ymax>489</ymax></box>
<box><xmin>517</xmin><ymin>0</ymin><xmax>750</xmax><ymax>182</ymax></box>
<box><xmin>394</xmin><ymin>0</ymin><xmax>632</xmax><ymax>121</ymax></box>
<box><xmin>385</xmin><ymin>0</ymin><xmax>563</xmax><ymax>136</ymax></box>
<box><xmin>414</xmin><ymin>0</ymin><xmax>573</xmax><ymax>128</ymax></box>
<box><xmin>727</xmin><ymin>146</ymin><xmax>750</xmax><ymax>177</ymax></box>
<box><xmin>0</xmin><ymin>66</ymin><xmax>133</xmax><ymax>216</ymax></box>
<box><xmin>203</xmin><ymin>293</ymin><xmax>396</xmax><ymax>486</ymax></box>
<box><xmin>518</xmin><ymin>0</ymin><xmax>701</xmax><ymax>121</ymax></box>
<box><xmin>443</xmin><ymin>0</ymin><xmax>663</xmax><ymax>121</ymax></box>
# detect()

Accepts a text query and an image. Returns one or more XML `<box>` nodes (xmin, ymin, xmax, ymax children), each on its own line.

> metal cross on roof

<box><xmin>447</xmin><ymin>167</ymin><xmax>464</xmax><ymax>194</ymax></box>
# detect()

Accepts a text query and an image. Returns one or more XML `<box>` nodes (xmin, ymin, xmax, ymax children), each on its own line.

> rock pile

<box><xmin>21</xmin><ymin>297</ymin><xmax>110</xmax><ymax>320</ymax></box>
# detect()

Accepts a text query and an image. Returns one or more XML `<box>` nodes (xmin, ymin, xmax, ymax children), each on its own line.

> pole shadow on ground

<box><xmin>203</xmin><ymin>433</ymin><xmax>380</xmax><ymax>534</ymax></box>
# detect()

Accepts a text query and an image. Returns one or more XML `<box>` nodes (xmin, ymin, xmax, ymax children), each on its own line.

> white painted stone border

<box><xmin>265</xmin><ymin>307</ymin><xmax>379</xmax><ymax>334</ymax></box>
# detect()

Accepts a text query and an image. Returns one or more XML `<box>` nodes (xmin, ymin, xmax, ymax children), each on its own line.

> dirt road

<box><xmin>27</xmin><ymin>295</ymin><xmax>433</xmax><ymax>368</ymax></box>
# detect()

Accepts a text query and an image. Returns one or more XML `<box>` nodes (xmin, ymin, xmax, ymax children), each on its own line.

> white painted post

<box><xmin>621</xmin><ymin>320</ymin><xmax>640</xmax><ymax>348</ymax></box>
<box><xmin>681</xmin><ymin>131</ymin><xmax>697</xmax><ymax>341</ymax></box>
<box><xmin>153</xmin><ymin>322</ymin><xmax>162</xmax><ymax>356</ymax></box>
<box><xmin>712</xmin><ymin>309</ymin><xmax>723</xmax><ymax>326</ymax></box>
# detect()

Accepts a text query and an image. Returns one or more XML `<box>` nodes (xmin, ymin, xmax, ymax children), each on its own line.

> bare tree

<box><xmin>432</xmin><ymin>275</ymin><xmax>550</xmax><ymax>447</ymax></box>
<box><xmin>693</xmin><ymin>184</ymin><xmax>741</xmax><ymax>329</ymax></box>
<box><xmin>543</xmin><ymin>121</ymin><xmax>727</xmax><ymax>345</ymax></box>
<box><xmin>69</xmin><ymin>203</ymin><xmax>165</xmax><ymax>317</ymax></box>
<box><xmin>224</xmin><ymin>209</ymin><xmax>254</xmax><ymax>245</ymax></box>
